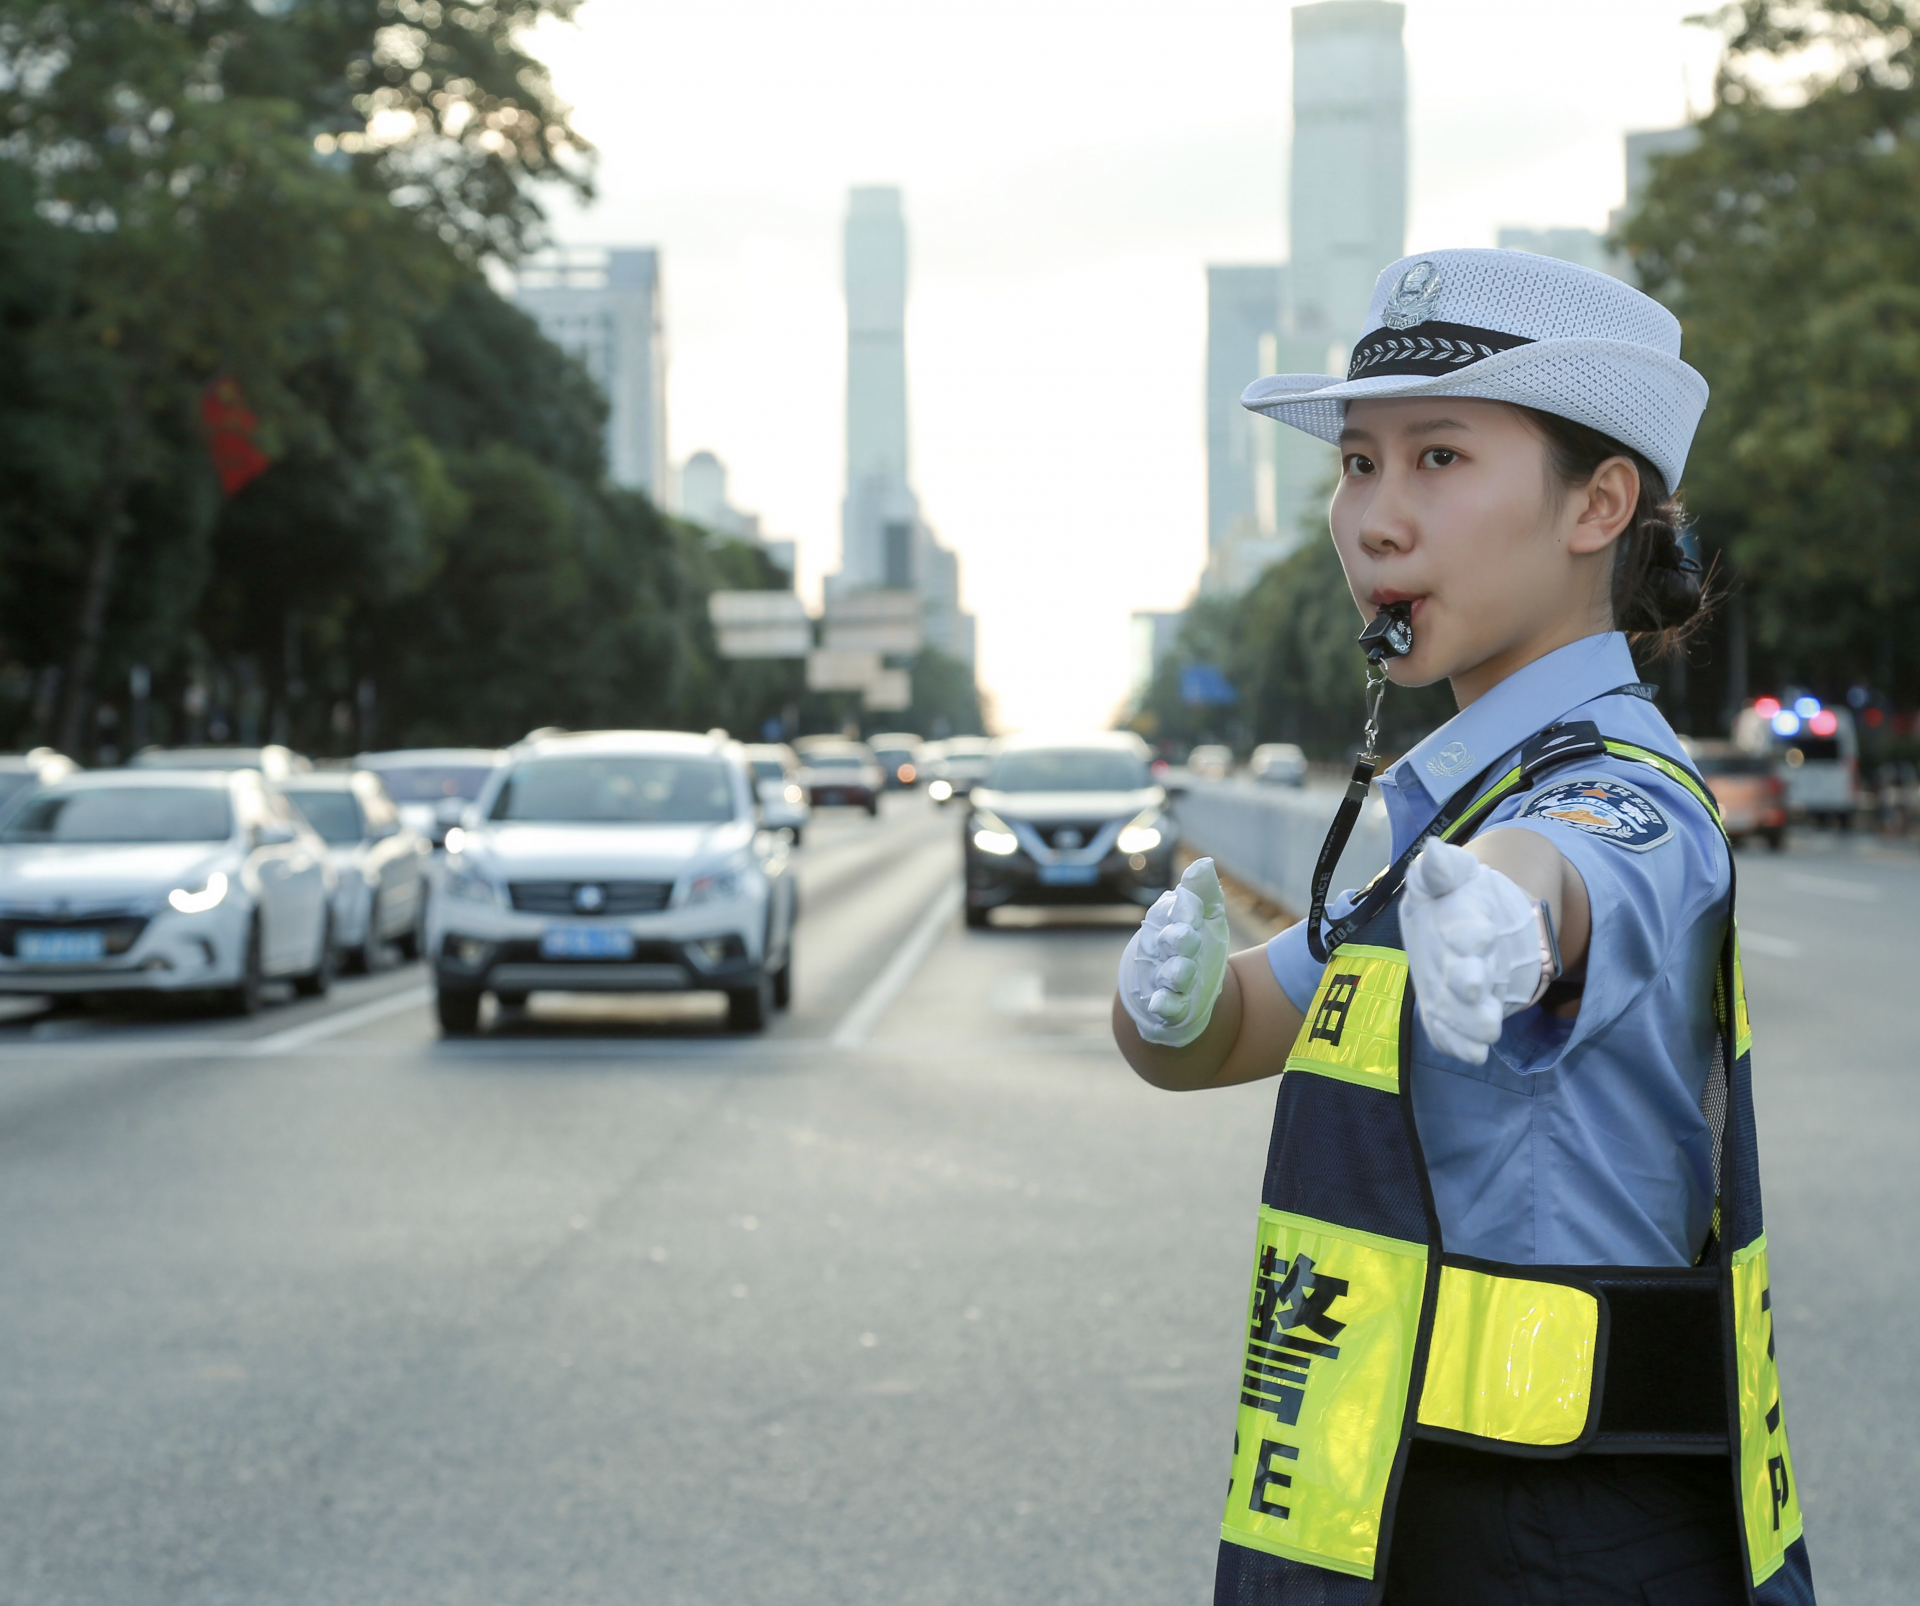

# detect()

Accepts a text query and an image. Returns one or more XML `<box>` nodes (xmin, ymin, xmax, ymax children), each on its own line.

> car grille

<box><xmin>0</xmin><ymin>916</ymin><xmax>150</xmax><ymax>958</ymax></box>
<box><xmin>1027</xmin><ymin>820</ymin><xmax>1111</xmax><ymax>851</ymax></box>
<box><xmin>508</xmin><ymin>880</ymin><xmax>674</xmax><ymax>915</ymax></box>
<box><xmin>492</xmin><ymin>938</ymin><xmax>688</xmax><ymax>966</ymax></box>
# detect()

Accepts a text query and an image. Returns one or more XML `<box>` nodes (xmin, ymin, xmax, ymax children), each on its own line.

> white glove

<box><xmin>1400</xmin><ymin>839</ymin><xmax>1548</xmax><ymax>1065</ymax></box>
<box><xmin>1118</xmin><ymin>858</ymin><xmax>1230</xmax><ymax>1047</ymax></box>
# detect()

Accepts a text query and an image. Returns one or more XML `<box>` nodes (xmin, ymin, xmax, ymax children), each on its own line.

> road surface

<box><xmin>0</xmin><ymin>795</ymin><xmax>1909</xmax><ymax>1603</ymax></box>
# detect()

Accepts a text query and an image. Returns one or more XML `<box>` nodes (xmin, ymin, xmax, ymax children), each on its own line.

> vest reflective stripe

<box><xmin>1222</xmin><ymin>1206</ymin><xmax>1427</xmax><ymax>1578</ymax></box>
<box><xmin>1285</xmin><ymin>946</ymin><xmax>1408</xmax><ymax>1093</ymax></box>
<box><xmin>1215</xmin><ymin>729</ymin><xmax>1818</xmax><ymax>1606</ymax></box>
<box><xmin>1733</xmin><ymin>1234</ymin><xmax>1806</xmax><ymax>1585</ymax></box>
<box><xmin>1416</xmin><ymin>1264</ymin><xmax>1603</xmax><ymax>1449</ymax></box>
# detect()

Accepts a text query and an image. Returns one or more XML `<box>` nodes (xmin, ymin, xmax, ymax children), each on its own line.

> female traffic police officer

<box><xmin>1112</xmin><ymin>250</ymin><xmax>1816</xmax><ymax>1606</ymax></box>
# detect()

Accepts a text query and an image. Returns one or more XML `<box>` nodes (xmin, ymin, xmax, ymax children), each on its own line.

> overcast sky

<box><xmin>525</xmin><ymin>1</ymin><xmax>1725</xmax><ymax>733</ymax></box>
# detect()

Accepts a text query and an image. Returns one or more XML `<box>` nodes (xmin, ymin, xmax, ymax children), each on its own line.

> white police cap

<box><xmin>1241</xmin><ymin>248</ymin><xmax>1709</xmax><ymax>492</ymax></box>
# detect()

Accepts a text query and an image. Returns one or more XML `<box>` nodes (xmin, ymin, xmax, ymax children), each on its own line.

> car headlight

<box><xmin>1116</xmin><ymin>811</ymin><xmax>1166</xmax><ymax>855</ymax></box>
<box><xmin>971</xmin><ymin>807</ymin><xmax>1019</xmax><ymax>856</ymax></box>
<box><xmin>168</xmin><ymin>870</ymin><xmax>229</xmax><ymax>914</ymax></box>
<box><xmin>685</xmin><ymin>852</ymin><xmax>751</xmax><ymax>904</ymax></box>
<box><xmin>783</xmin><ymin>784</ymin><xmax>803</xmax><ymax>804</ymax></box>
<box><xmin>928</xmin><ymin>779</ymin><xmax>952</xmax><ymax>801</ymax></box>
<box><xmin>444</xmin><ymin>860</ymin><xmax>504</xmax><ymax>905</ymax></box>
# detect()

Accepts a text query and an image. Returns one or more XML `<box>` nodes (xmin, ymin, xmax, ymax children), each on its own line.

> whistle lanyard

<box><xmin>1303</xmin><ymin>682</ymin><xmax>1661</xmax><ymax>963</ymax></box>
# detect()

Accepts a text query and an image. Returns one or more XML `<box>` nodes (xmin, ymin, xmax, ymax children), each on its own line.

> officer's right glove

<box><xmin>1118</xmin><ymin>857</ymin><xmax>1230</xmax><ymax>1047</ymax></box>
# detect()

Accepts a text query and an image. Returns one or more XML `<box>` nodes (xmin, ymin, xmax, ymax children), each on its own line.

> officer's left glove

<box><xmin>1118</xmin><ymin>857</ymin><xmax>1230</xmax><ymax>1048</ymax></box>
<box><xmin>1400</xmin><ymin>839</ymin><xmax>1550</xmax><ymax>1065</ymax></box>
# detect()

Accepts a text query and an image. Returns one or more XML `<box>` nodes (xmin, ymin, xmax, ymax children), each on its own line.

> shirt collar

<box><xmin>1387</xmin><ymin>632</ymin><xmax>1640</xmax><ymax>808</ymax></box>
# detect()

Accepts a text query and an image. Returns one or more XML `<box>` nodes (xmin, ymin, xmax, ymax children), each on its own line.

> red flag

<box><xmin>201</xmin><ymin>378</ymin><xmax>271</xmax><ymax>496</ymax></box>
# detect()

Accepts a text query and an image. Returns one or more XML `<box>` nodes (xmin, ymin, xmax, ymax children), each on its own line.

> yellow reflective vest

<box><xmin>1214</xmin><ymin>723</ymin><xmax>1814</xmax><ymax>1606</ymax></box>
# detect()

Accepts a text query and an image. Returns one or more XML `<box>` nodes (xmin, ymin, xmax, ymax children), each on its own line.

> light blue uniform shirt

<box><xmin>1267</xmin><ymin>633</ymin><xmax>1729</xmax><ymax>1268</ymax></box>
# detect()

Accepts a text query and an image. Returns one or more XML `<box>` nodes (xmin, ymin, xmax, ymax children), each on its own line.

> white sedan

<box><xmin>281</xmin><ymin>771</ymin><xmax>432</xmax><ymax>971</ymax></box>
<box><xmin>428</xmin><ymin>730</ymin><xmax>798</xmax><ymax>1035</ymax></box>
<box><xmin>0</xmin><ymin>770</ymin><xmax>336</xmax><ymax>1012</ymax></box>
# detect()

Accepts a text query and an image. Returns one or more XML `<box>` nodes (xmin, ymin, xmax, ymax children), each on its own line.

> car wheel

<box><xmin>437</xmin><ymin>986</ymin><xmax>482</xmax><ymax>1036</ymax></box>
<box><xmin>772</xmin><ymin>952</ymin><xmax>793</xmax><ymax>1009</ymax></box>
<box><xmin>495</xmin><ymin>990</ymin><xmax>529</xmax><ymax>1008</ymax></box>
<box><xmin>293</xmin><ymin>915</ymin><xmax>336</xmax><ymax>997</ymax></box>
<box><xmin>865</xmin><ymin>798</ymin><xmax>879</xmax><ymax>817</ymax></box>
<box><xmin>217</xmin><ymin>919</ymin><xmax>265</xmax><ymax>1016</ymax></box>
<box><xmin>1765</xmin><ymin>828</ymin><xmax>1786</xmax><ymax>852</ymax></box>
<box><xmin>965</xmin><ymin>902</ymin><xmax>989</xmax><ymax>930</ymax></box>
<box><xmin>396</xmin><ymin>894</ymin><xmax>427</xmax><ymax>961</ymax></box>
<box><xmin>727</xmin><ymin>972</ymin><xmax>773</xmax><ymax>1032</ymax></box>
<box><xmin>347</xmin><ymin>894</ymin><xmax>383</xmax><ymax>974</ymax></box>
<box><xmin>788</xmin><ymin>828</ymin><xmax>803</xmax><ymax>849</ymax></box>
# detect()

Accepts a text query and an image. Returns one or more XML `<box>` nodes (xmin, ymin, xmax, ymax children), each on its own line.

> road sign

<box><xmin>824</xmin><ymin>590</ymin><xmax>922</xmax><ymax>655</ymax></box>
<box><xmin>807</xmin><ymin>648</ymin><xmax>882</xmax><ymax>692</ymax></box>
<box><xmin>708</xmin><ymin>591</ymin><xmax>811</xmax><ymax>659</ymax></box>
<box><xmin>863</xmin><ymin>669</ymin><xmax>912</xmax><ymax>712</ymax></box>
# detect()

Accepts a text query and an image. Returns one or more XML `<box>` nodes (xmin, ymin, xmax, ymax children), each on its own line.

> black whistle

<box><xmin>1357</xmin><ymin>600</ymin><xmax>1414</xmax><ymax>665</ymax></box>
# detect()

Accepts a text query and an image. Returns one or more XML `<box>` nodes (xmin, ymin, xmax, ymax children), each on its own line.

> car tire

<box><xmin>865</xmin><ymin>798</ymin><xmax>879</xmax><ymax>817</ymax></box>
<box><xmin>727</xmin><ymin>973</ymin><xmax>772</xmax><ymax>1032</ymax></box>
<box><xmin>396</xmin><ymin>895</ymin><xmax>427</xmax><ymax>962</ymax></box>
<box><xmin>965</xmin><ymin>902</ymin><xmax>989</xmax><ymax>930</ymax></box>
<box><xmin>788</xmin><ymin>828</ymin><xmax>803</xmax><ymax>849</ymax></box>
<box><xmin>772</xmin><ymin>952</ymin><xmax>793</xmax><ymax>1009</ymax></box>
<box><xmin>437</xmin><ymin>986</ymin><xmax>482</xmax><ymax>1036</ymax></box>
<box><xmin>293</xmin><ymin>915</ymin><xmax>336</xmax><ymax>997</ymax></box>
<box><xmin>217</xmin><ymin>919</ymin><xmax>265</xmax><ymax>1016</ymax></box>
<box><xmin>1765</xmin><ymin>828</ymin><xmax>1786</xmax><ymax>852</ymax></box>
<box><xmin>495</xmin><ymin>990</ymin><xmax>529</xmax><ymax>1008</ymax></box>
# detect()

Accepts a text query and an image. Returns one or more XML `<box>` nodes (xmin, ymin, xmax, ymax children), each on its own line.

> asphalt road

<box><xmin>0</xmin><ymin>795</ymin><xmax>1910</xmax><ymax>1605</ymax></box>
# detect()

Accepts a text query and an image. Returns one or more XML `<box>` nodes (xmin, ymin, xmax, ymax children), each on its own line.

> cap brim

<box><xmin>1241</xmin><ymin>337</ymin><xmax>1708</xmax><ymax>492</ymax></box>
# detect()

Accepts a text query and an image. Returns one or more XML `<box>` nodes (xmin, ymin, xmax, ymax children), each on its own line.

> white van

<box><xmin>1733</xmin><ymin>698</ymin><xmax>1858</xmax><ymax>825</ymax></box>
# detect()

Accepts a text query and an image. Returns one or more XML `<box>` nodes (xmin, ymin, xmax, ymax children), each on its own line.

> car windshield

<box><xmin>807</xmin><ymin>753</ymin><xmax>867</xmax><ymax>771</ymax></box>
<box><xmin>284</xmin><ymin>790</ymin><xmax>364</xmax><ymax>845</ymax></box>
<box><xmin>1787</xmin><ymin>739</ymin><xmax>1841</xmax><ymax>763</ymax></box>
<box><xmin>368</xmin><ymin>765</ymin><xmax>495</xmax><ymax>802</ymax></box>
<box><xmin>986</xmin><ymin>748</ymin><xmax>1149</xmax><ymax>792</ymax></box>
<box><xmin>0</xmin><ymin>786</ymin><xmax>233</xmax><ymax>844</ymax></box>
<box><xmin>489</xmin><ymin>756</ymin><xmax>735</xmax><ymax>824</ymax></box>
<box><xmin>0</xmin><ymin>771</ymin><xmax>41</xmax><ymax>811</ymax></box>
<box><xmin>946</xmin><ymin>739</ymin><xmax>993</xmax><ymax>757</ymax></box>
<box><xmin>750</xmin><ymin>760</ymin><xmax>786</xmax><ymax>782</ymax></box>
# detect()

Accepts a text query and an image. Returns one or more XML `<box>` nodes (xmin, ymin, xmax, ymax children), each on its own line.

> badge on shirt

<box><xmin>1521</xmin><ymin>776</ymin><xmax>1673</xmax><ymax>852</ymax></box>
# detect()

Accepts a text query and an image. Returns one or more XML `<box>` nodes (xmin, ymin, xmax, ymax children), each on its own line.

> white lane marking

<box><xmin>1781</xmin><ymin>871</ymin><xmax>1882</xmax><ymax>904</ymax></box>
<box><xmin>827</xmin><ymin>882</ymin><xmax>964</xmax><ymax>1050</ymax></box>
<box><xmin>1739</xmin><ymin>930</ymin><xmax>1803</xmax><ymax>959</ymax></box>
<box><xmin>248</xmin><ymin>985</ymin><xmax>432</xmax><ymax>1054</ymax></box>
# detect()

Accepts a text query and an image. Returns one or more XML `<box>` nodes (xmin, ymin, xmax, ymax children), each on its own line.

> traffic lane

<box><xmin>1719</xmin><ymin>838</ymin><xmax>1920</xmax><ymax>1603</ymax></box>
<box><xmin>0</xmin><ymin>901</ymin><xmax>1279</xmax><ymax>1603</ymax></box>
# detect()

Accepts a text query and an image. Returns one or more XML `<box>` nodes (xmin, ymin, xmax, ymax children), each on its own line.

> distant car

<box><xmin>1249</xmin><ymin>743</ymin><xmax>1309</xmax><ymax>787</ymax></box>
<box><xmin>0</xmin><ymin>748</ymin><xmax>80</xmax><ymax>818</ymax></box>
<box><xmin>281</xmin><ymin>771</ymin><xmax>433</xmax><ymax>970</ymax></box>
<box><xmin>127</xmin><ymin>745</ymin><xmax>312</xmax><ymax>781</ymax></box>
<box><xmin>795</xmin><ymin>739</ymin><xmax>884</xmax><ymax>815</ymax></box>
<box><xmin>1734</xmin><ymin>699</ymin><xmax>1858</xmax><ymax>826</ymax></box>
<box><xmin>1682</xmin><ymin>739</ymin><xmax>1787</xmax><ymax>852</ymax></box>
<box><xmin>1187</xmin><ymin>744</ymin><xmax>1234</xmax><ymax>780</ymax></box>
<box><xmin>0</xmin><ymin>769</ymin><xmax>336</xmax><ymax>1011</ymax></box>
<box><xmin>924</xmin><ymin>736</ymin><xmax>996</xmax><ymax>804</ymax></box>
<box><xmin>867</xmin><ymin>732</ymin><xmax>924</xmax><ymax>789</ymax></box>
<box><xmin>427</xmin><ymin>730</ymin><xmax>797</xmax><ymax>1035</ymax></box>
<box><xmin>353</xmin><ymin>748</ymin><xmax>505</xmax><ymax>847</ymax></box>
<box><xmin>962</xmin><ymin>732</ymin><xmax>1175</xmax><ymax>927</ymax></box>
<box><xmin>742</xmin><ymin>743</ymin><xmax>810</xmax><ymax>845</ymax></box>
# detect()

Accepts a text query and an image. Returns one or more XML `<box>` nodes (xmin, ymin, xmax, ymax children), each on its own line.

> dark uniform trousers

<box><xmin>1383</xmin><ymin>1442</ymin><xmax>1746</xmax><ymax>1606</ymax></box>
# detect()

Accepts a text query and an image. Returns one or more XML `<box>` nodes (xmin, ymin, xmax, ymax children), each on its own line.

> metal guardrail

<box><xmin>1170</xmin><ymin>779</ymin><xmax>1392</xmax><ymax>918</ymax></box>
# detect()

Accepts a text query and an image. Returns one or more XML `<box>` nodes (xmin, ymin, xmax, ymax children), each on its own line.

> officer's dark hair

<box><xmin>1522</xmin><ymin>408</ymin><xmax>1708</xmax><ymax>653</ymax></box>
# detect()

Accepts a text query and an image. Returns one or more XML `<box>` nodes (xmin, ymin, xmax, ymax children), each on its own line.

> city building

<box><xmin>1130</xmin><ymin>611</ymin><xmax>1186</xmax><ymax>703</ymax></box>
<box><xmin>1206</xmin><ymin>266</ymin><xmax>1285</xmax><ymax>589</ymax></box>
<box><xmin>830</xmin><ymin>186</ymin><xmax>975</xmax><ymax>665</ymax></box>
<box><xmin>677</xmin><ymin>450</ymin><xmax>796</xmax><ymax>579</ymax></box>
<box><xmin>1204</xmin><ymin>0</ymin><xmax>1406</xmax><ymax>596</ymax></box>
<box><xmin>1496</xmin><ymin>226</ymin><xmax>1611</xmax><ymax>275</ymax></box>
<box><xmin>513</xmin><ymin>247</ymin><xmax>668</xmax><ymax>499</ymax></box>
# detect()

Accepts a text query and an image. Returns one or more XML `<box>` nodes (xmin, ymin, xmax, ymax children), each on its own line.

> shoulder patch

<box><xmin>1520</xmin><ymin>775</ymin><xmax>1673</xmax><ymax>852</ymax></box>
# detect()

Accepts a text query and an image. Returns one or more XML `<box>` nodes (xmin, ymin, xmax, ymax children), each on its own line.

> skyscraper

<box><xmin>1203</xmin><ymin>1</ymin><xmax>1406</xmax><ymax>596</ymax></box>
<box><xmin>514</xmin><ymin>247</ymin><xmax>669</xmax><ymax>499</ymax></box>
<box><xmin>833</xmin><ymin>186</ymin><xmax>975</xmax><ymax>665</ymax></box>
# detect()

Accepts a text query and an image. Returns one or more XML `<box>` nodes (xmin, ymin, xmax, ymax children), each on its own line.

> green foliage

<box><xmin>0</xmin><ymin>1</ymin><xmax>899</xmax><ymax>760</ymax></box>
<box><xmin>1623</xmin><ymin>0</ymin><xmax>1920</xmax><ymax>701</ymax></box>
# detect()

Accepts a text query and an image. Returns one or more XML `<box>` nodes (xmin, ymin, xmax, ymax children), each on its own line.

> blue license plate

<box><xmin>1038</xmin><ymin>863</ymin><xmax>1100</xmax><ymax>887</ymax></box>
<box><xmin>18</xmin><ymin>928</ymin><xmax>105</xmax><ymax>963</ymax></box>
<box><xmin>540</xmin><ymin>925</ymin><xmax>635</xmax><ymax>960</ymax></box>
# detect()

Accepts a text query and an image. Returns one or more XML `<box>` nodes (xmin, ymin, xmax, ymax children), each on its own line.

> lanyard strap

<box><xmin>1303</xmin><ymin>684</ymin><xmax>1665</xmax><ymax>963</ymax></box>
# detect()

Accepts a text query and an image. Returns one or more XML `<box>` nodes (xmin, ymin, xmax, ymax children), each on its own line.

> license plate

<box><xmin>540</xmin><ymin>925</ymin><xmax>635</xmax><ymax>960</ymax></box>
<box><xmin>819</xmin><ymin>790</ymin><xmax>843</xmax><ymax>804</ymax></box>
<box><xmin>18</xmin><ymin>928</ymin><xmax>105</xmax><ymax>963</ymax></box>
<box><xmin>1038</xmin><ymin>863</ymin><xmax>1100</xmax><ymax>887</ymax></box>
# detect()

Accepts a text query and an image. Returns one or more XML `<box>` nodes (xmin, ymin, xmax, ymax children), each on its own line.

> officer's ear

<box><xmin>1564</xmin><ymin>456</ymin><xmax>1638</xmax><ymax>556</ymax></box>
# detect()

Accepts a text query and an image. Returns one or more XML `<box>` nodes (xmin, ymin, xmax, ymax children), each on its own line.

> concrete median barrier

<box><xmin>1171</xmin><ymin>781</ymin><xmax>1392</xmax><ymax>919</ymax></box>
